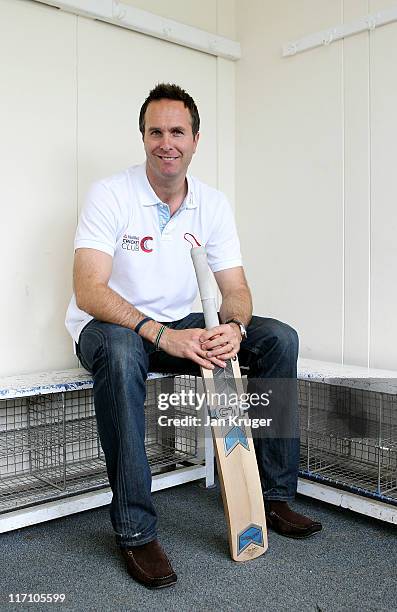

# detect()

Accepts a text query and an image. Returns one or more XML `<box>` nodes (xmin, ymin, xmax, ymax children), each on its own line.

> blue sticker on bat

<box><xmin>238</xmin><ymin>524</ymin><xmax>264</xmax><ymax>555</ymax></box>
<box><xmin>224</xmin><ymin>426</ymin><xmax>250</xmax><ymax>456</ymax></box>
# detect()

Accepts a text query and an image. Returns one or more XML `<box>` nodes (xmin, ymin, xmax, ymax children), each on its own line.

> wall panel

<box><xmin>0</xmin><ymin>0</ymin><xmax>228</xmax><ymax>375</ymax></box>
<box><xmin>0</xmin><ymin>0</ymin><xmax>77</xmax><ymax>375</ymax></box>
<box><xmin>236</xmin><ymin>0</ymin><xmax>344</xmax><ymax>363</ymax></box>
<box><xmin>77</xmin><ymin>17</ymin><xmax>217</xmax><ymax>214</ymax></box>
<box><xmin>369</xmin><ymin>0</ymin><xmax>397</xmax><ymax>369</ymax></box>
<box><xmin>236</xmin><ymin>0</ymin><xmax>397</xmax><ymax>369</ymax></box>
<box><xmin>343</xmin><ymin>0</ymin><xmax>370</xmax><ymax>366</ymax></box>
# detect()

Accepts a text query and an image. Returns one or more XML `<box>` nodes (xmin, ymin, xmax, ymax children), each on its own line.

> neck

<box><xmin>146</xmin><ymin>166</ymin><xmax>187</xmax><ymax>215</ymax></box>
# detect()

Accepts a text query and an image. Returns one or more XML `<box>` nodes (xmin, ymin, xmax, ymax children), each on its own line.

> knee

<box><xmin>99</xmin><ymin>324</ymin><xmax>148</xmax><ymax>373</ymax></box>
<box><xmin>260</xmin><ymin>319</ymin><xmax>299</xmax><ymax>359</ymax></box>
<box><xmin>275</xmin><ymin>321</ymin><xmax>299</xmax><ymax>359</ymax></box>
<box><xmin>279</xmin><ymin>322</ymin><xmax>299</xmax><ymax>358</ymax></box>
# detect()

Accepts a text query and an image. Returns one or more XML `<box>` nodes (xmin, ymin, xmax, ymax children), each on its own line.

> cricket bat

<box><xmin>190</xmin><ymin>244</ymin><xmax>268</xmax><ymax>562</ymax></box>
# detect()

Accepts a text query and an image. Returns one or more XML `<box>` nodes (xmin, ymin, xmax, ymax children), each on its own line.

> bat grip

<box><xmin>191</xmin><ymin>246</ymin><xmax>219</xmax><ymax>330</ymax></box>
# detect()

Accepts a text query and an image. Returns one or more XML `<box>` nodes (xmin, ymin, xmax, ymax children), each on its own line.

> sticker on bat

<box><xmin>237</xmin><ymin>524</ymin><xmax>265</xmax><ymax>555</ymax></box>
<box><xmin>224</xmin><ymin>425</ymin><xmax>250</xmax><ymax>456</ymax></box>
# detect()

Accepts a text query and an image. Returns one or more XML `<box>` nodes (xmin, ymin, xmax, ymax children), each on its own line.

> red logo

<box><xmin>140</xmin><ymin>236</ymin><xmax>153</xmax><ymax>253</ymax></box>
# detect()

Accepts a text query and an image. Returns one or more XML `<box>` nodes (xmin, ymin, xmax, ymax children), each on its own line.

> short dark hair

<box><xmin>139</xmin><ymin>83</ymin><xmax>200</xmax><ymax>137</ymax></box>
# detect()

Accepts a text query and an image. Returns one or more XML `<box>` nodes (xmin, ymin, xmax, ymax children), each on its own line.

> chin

<box><xmin>159</xmin><ymin>167</ymin><xmax>180</xmax><ymax>178</ymax></box>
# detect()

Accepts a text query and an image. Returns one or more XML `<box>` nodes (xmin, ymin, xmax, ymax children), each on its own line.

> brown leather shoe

<box><xmin>265</xmin><ymin>501</ymin><xmax>322</xmax><ymax>539</ymax></box>
<box><xmin>121</xmin><ymin>539</ymin><xmax>177</xmax><ymax>589</ymax></box>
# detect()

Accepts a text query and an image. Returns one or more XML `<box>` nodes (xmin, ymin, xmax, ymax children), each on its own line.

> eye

<box><xmin>172</xmin><ymin>129</ymin><xmax>184</xmax><ymax>135</ymax></box>
<box><xmin>150</xmin><ymin>129</ymin><xmax>162</xmax><ymax>136</ymax></box>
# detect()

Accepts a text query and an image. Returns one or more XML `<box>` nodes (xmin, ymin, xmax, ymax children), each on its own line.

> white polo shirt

<box><xmin>65</xmin><ymin>163</ymin><xmax>242</xmax><ymax>343</ymax></box>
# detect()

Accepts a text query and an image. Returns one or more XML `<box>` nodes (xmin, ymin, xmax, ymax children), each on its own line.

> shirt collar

<box><xmin>136</xmin><ymin>162</ymin><xmax>197</xmax><ymax>209</ymax></box>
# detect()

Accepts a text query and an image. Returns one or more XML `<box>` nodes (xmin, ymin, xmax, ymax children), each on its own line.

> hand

<box><xmin>199</xmin><ymin>323</ymin><xmax>241</xmax><ymax>364</ymax></box>
<box><xmin>160</xmin><ymin>328</ymin><xmax>229</xmax><ymax>370</ymax></box>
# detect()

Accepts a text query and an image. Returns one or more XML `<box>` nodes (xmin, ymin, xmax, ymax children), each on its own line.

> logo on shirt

<box><xmin>140</xmin><ymin>236</ymin><xmax>153</xmax><ymax>252</ymax></box>
<box><xmin>122</xmin><ymin>234</ymin><xmax>153</xmax><ymax>253</ymax></box>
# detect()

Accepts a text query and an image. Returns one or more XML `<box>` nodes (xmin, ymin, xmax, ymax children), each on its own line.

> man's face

<box><xmin>143</xmin><ymin>99</ymin><xmax>199</xmax><ymax>183</ymax></box>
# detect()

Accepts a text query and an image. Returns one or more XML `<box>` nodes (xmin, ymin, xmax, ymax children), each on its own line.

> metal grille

<box><xmin>299</xmin><ymin>380</ymin><xmax>397</xmax><ymax>503</ymax></box>
<box><xmin>0</xmin><ymin>375</ymin><xmax>200</xmax><ymax>514</ymax></box>
<box><xmin>145</xmin><ymin>376</ymin><xmax>198</xmax><ymax>472</ymax></box>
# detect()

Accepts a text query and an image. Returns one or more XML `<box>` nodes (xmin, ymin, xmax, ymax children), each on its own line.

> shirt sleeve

<box><xmin>74</xmin><ymin>181</ymin><xmax>125</xmax><ymax>256</ymax></box>
<box><xmin>205</xmin><ymin>194</ymin><xmax>242</xmax><ymax>273</ymax></box>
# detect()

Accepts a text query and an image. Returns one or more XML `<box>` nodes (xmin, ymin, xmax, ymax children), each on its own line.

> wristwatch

<box><xmin>225</xmin><ymin>318</ymin><xmax>247</xmax><ymax>341</ymax></box>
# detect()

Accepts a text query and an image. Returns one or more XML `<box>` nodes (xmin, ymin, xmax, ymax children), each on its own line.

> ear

<box><xmin>193</xmin><ymin>132</ymin><xmax>200</xmax><ymax>153</ymax></box>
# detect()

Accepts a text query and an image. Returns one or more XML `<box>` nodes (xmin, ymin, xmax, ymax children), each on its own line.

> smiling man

<box><xmin>65</xmin><ymin>83</ymin><xmax>321</xmax><ymax>590</ymax></box>
<box><xmin>142</xmin><ymin>96</ymin><xmax>199</xmax><ymax>192</ymax></box>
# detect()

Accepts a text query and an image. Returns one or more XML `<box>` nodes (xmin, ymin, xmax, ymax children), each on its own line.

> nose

<box><xmin>159</xmin><ymin>133</ymin><xmax>172</xmax><ymax>151</ymax></box>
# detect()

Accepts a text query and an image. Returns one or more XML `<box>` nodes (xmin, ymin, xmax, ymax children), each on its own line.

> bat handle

<box><xmin>190</xmin><ymin>246</ymin><xmax>219</xmax><ymax>330</ymax></box>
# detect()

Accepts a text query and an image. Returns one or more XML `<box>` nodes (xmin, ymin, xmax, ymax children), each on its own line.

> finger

<box><xmin>198</xmin><ymin>330</ymin><xmax>214</xmax><ymax>343</ymax></box>
<box><xmin>208</xmin><ymin>356</ymin><xmax>227</xmax><ymax>368</ymax></box>
<box><xmin>199</xmin><ymin>328</ymin><xmax>223</xmax><ymax>343</ymax></box>
<box><xmin>212</xmin><ymin>349</ymin><xmax>235</xmax><ymax>362</ymax></box>
<box><xmin>196</xmin><ymin>347</ymin><xmax>227</xmax><ymax>369</ymax></box>
<box><xmin>199</xmin><ymin>323</ymin><xmax>239</xmax><ymax>344</ymax></box>
<box><xmin>206</xmin><ymin>342</ymin><xmax>234</xmax><ymax>357</ymax></box>
<box><xmin>201</xmin><ymin>327</ymin><xmax>240</xmax><ymax>349</ymax></box>
<box><xmin>193</xmin><ymin>348</ymin><xmax>220</xmax><ymax>369</ymax></box>
<box><xmin>210</xmin><ymin>343</ymin><xmax>240</xmax><ymax>360</ymax></box>
<box><xmin>192</xmin><ymin>355</ymin><xmax>215</xmax><ymax>369</ymax></box>
<box><xmin>201</xmin><ymin>337</ymin><xmax>230</xmax><ymax>350</ymax></box>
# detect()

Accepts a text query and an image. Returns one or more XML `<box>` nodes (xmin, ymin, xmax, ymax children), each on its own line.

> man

<box><xmin>65</xmin><ymin>83</ymin><xmax>322</xmax><ymax>590</ymax></box>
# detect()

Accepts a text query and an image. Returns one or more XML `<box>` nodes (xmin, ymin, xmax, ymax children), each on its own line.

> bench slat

<box><xmin>0</xmin><ymin>368</ymin><xmax>172</xmax><ymax>399</ymax></box>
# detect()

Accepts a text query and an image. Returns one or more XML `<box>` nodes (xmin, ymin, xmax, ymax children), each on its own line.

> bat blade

<box><xmin>190</xmin><ymin>244</ymin><xmax>268</xmax><ymax>561</ymax></box>
<box><xmin>201</xmin><ymin>357</ymin><xmax>268</xmax><ymax>561</ymax></box>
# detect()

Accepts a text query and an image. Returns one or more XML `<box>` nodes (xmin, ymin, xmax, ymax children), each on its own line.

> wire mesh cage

<box><xmin>298</xmin><ymin>379</ymin><xmax>397</xmax><ymax>503</ymax></box>
<box><xmin>145</xmin><ymin>375</ymin><xmax>199</xmax><ymax>473</ymax></box>
<box><xmin>0</xmin><ymin>375</ymin><xmax>201</xmax><ymax>514</ymax></box>
<box><xmin>0</xmin><ymin>397</ymin><xmax>37</xmax><ymax>505</ymax></box>
<box><xmin>28</xmin><ymin>394</ymin><xmax>66</xmax><ymax>491</ymax></box>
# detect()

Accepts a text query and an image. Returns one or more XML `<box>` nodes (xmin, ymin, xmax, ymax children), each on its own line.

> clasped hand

<box><xmin>161</xmin><ymin>324</ymin><xmax>241</xmax><ymax>370</ymax></box>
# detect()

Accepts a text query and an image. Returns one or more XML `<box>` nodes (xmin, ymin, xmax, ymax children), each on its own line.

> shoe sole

<box><xmin>270</xmin><ymin>527</ymin><xmax>322</xmax><ymax>539</ymax></box>
<box><xmin>125</xmin><ymin>566</ymin><xmax>177</xmax><ymax>589</ymax></box>
<box><xmin>146</xmin><ymin>581</ymin><xmax>177</xmax><ymax>590</ymax></box>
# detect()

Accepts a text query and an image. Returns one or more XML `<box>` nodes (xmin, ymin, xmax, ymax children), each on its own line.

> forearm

<box><xmin>76</xmin><ymin>283</ymin><xmax>220</xmax><ymax>367</ymax></box>
<box><xmin>218</xmin><ymin>287</ymin><xmax>253</xmax><ymax>327</ymax></box>
<box><xmin>76</xmin><ymin>284</ymin><xmax>161</xmax><ymax>343</ymax></box>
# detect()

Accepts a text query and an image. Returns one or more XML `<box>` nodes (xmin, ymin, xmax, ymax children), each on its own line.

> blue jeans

<box><xmin>77</xmin><ymin>314</ymin><xmax>299</xmax><ymax>548</ymax></box>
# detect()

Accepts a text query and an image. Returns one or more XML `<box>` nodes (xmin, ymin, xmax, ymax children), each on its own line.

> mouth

<box><xmin>157</xmin><ymin>155</ymin><xmax>179</xmax><ymax>161</ymax></box>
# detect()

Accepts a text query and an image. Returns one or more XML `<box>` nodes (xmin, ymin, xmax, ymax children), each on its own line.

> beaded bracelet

<box><xmin>134</xmin><ymin>316</ymin><xmax>153</xmax><ymax>335</ymax></box>
<box><xmin>154</xmin><ymin>324</ymin><xmax>167</xmax><ymax>351</ymax></box>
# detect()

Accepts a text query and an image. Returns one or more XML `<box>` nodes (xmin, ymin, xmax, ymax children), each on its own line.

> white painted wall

<box><xmin>0</xmin><ymin>0</ymin><xmax>77</xmax><ymax>377</ymax></box>
<box><xmin>0</xmin><ymin>0</ymin><xmax>235</xmax><ymax>376</ymax></box>
<box><xmin>235</xmin><ymin>0</ymin><xmax>397</xmax><ymax>369</ymax></box>
<box><xmin>3</xmin><ymin>0</ymin><xmax>396</xmax><ymax>374</ymax></box>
